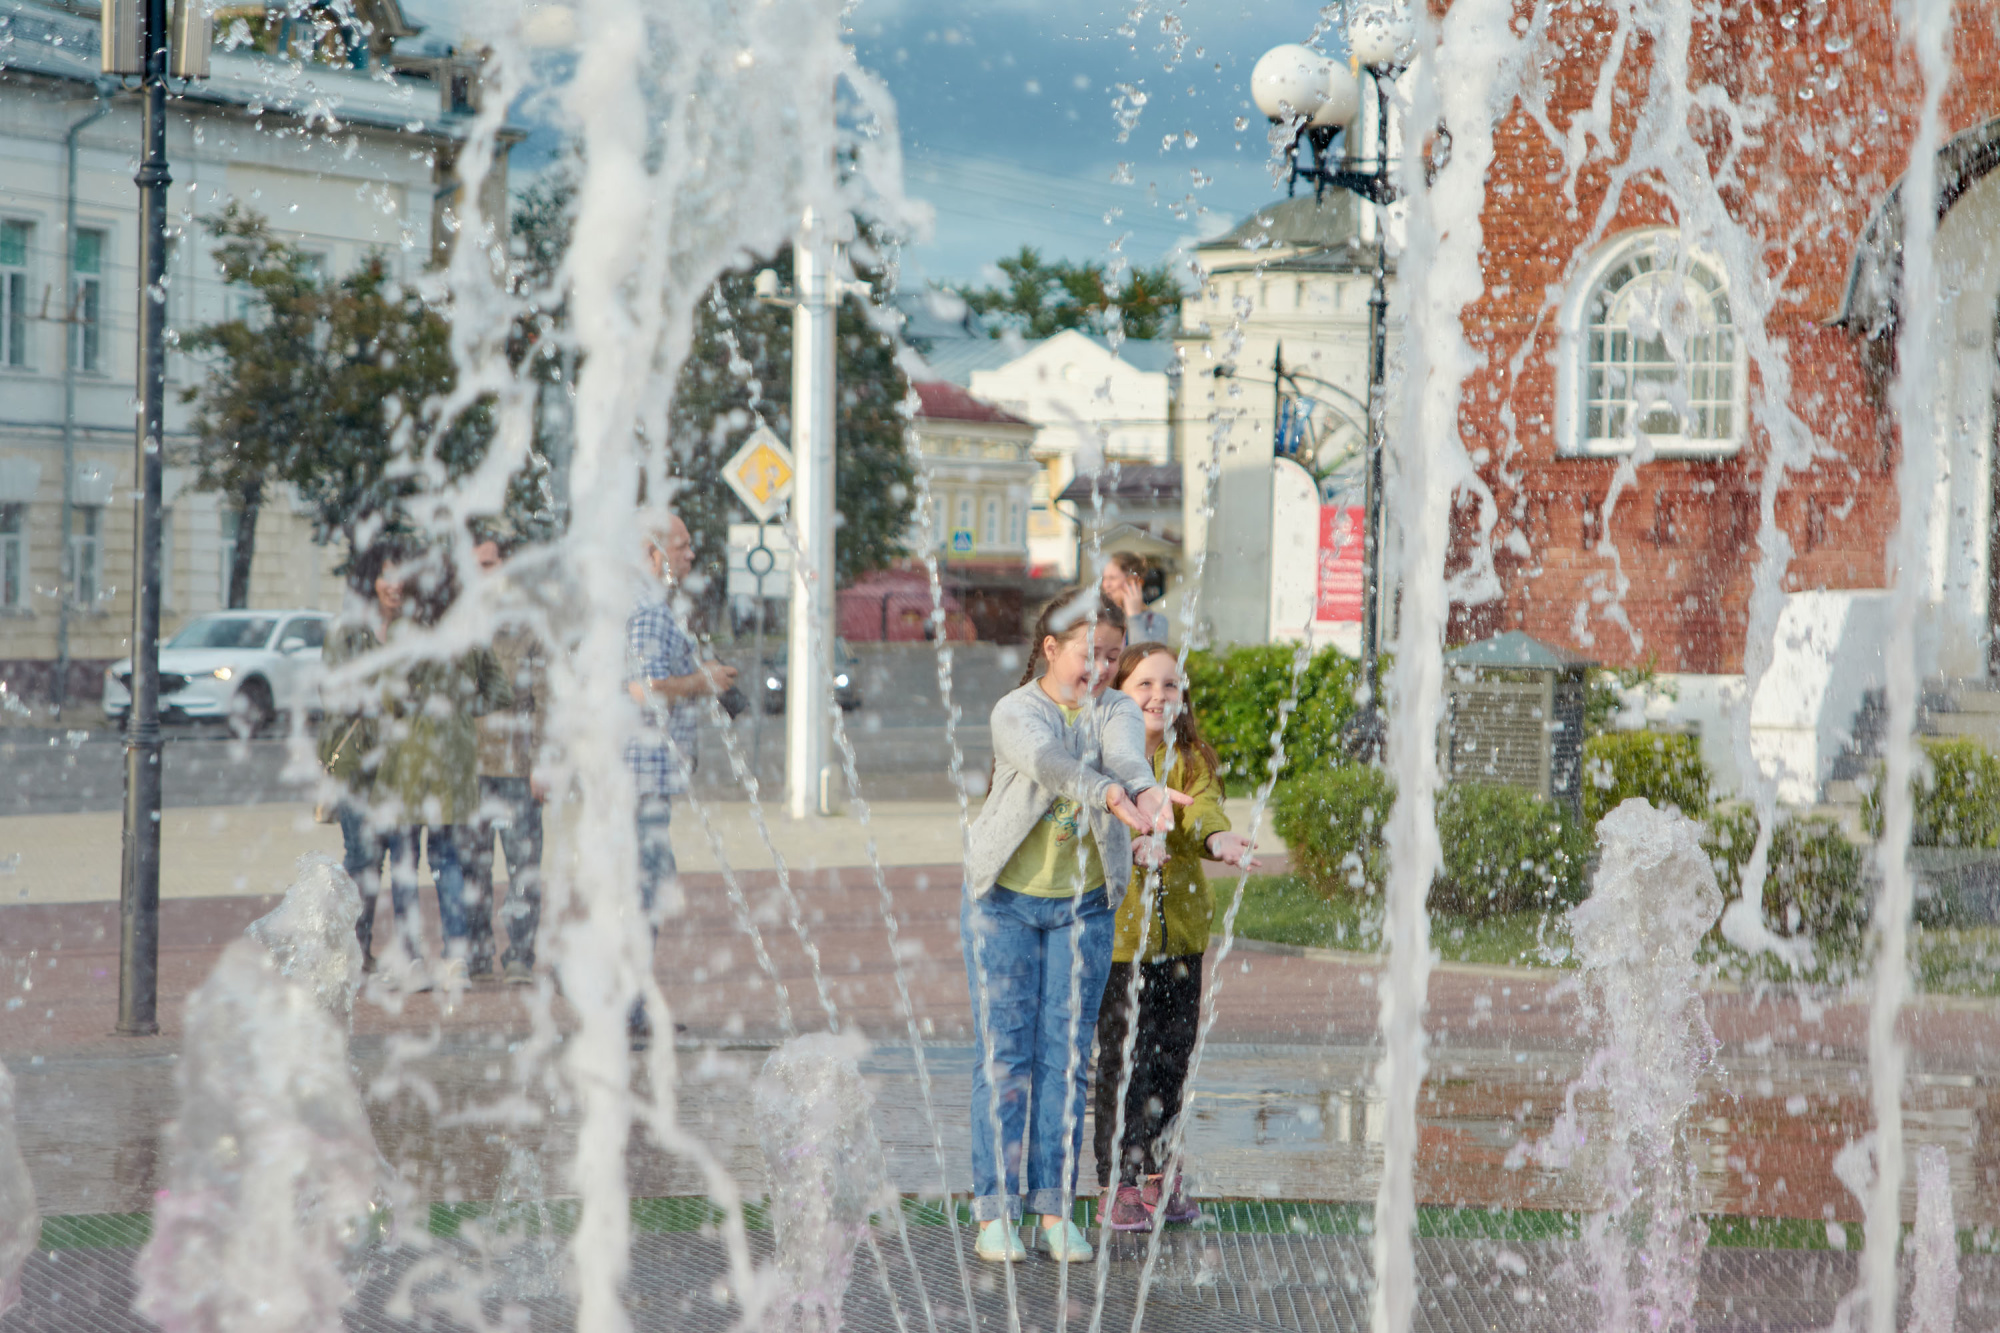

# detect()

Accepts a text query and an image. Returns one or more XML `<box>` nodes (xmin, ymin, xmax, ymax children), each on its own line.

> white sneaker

<box><xmin>1035</xmin><ymin>1218</ymin><xmax>1093</xmax><ymax>1262</ymax></box>
<box><xmin>974</xmin><ymin>1219</ymin><xmax>1026</xmax><ymax>1262</ymax></box>
<box><xmin>436</xmin><ymin>956</ymin><xmax>467</xmax><ymax>997</ymax></box>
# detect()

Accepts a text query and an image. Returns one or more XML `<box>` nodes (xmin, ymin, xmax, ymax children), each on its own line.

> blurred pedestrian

<box><xmin>960</xmin><ymin>592</ymin><xmax>1188</xmax><ymax>1265</ymax></box>
<box><xmin>1101</xmin><ymin>552</ymin><xmax>1169</xmax><ymax>644</ymax></box>
<box><xmin>371</xmin><ymin>547</ymin><xmax>513</xmax><ymax>993</ymax></box>
<box><xmin>1093</xmin><ymin>641</ymin><xmax>1258</xmax><ymax>1233</ymax></box>
<box><xmin>464</xmin><ymin>532</ymin><xmax>550</xmax><ymax>983</ymax></box>
<box><xmin>318</xmin><ymin>543</ymin><xmax>395</xmax><ymax>970</ymax></box>
<box><xmin>625</xmin><ymin>510</ymin><xmax>736</xmax><ymax>1044</ymax></box>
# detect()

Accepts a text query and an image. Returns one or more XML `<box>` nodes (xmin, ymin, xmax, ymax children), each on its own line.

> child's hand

<box><xmin>1106</xmin><ymin>784</ymin><xmax>1193</xmax><ymax>834</ymax></box>
<box><xmin>1204</xmin><ymin>832</ymin><xmax>1260</xmax><ymax>869</ymax></box>
<box><xmin>1133</xmin><ymin>834</ymin><xmax>1168</xmax><ymax>868</ymax></box>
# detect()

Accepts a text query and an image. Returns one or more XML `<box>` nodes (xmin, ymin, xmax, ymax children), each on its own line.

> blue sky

<box><xmin>844</xmin><ymin>2</ymin><xmax>1338</xmax><ymax>286</ymax></box>
<box><xmin>409</xmin><ymin>1</ymin><xmax>1339</xmax><ymax>288</ymax></box>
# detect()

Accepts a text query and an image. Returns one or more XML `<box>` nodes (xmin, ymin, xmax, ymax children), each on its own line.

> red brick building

<box><xmin>1449</xmin><ymin>0</ymin><xmax>2000</xmax><ymax>682</ymax></box>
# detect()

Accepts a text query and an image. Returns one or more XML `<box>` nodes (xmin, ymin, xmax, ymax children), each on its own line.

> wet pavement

<box><xmin>7</xmin><ymin>860</ymin><xmax>2000</xmax><ymax>1328</ymax></box>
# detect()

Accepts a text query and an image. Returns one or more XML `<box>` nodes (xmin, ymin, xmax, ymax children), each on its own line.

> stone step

<box><xmin>1924</xmin><ymin>712</ymin><xmax>2000</xmax><ymax>748</ymax></box>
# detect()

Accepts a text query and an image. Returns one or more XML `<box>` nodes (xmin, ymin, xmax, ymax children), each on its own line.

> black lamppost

<box><xmin>100</xmin><ymin>0</ymin><xmax>207</xmax><ymax>1035</ymax></box>
<box><xmin>1251</xmin><ymin>22</ymin><xmax>1409</xmax><ymax>760</ymax></box>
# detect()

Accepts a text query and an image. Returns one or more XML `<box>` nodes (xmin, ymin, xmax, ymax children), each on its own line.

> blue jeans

<box><xmin>466</xmin><ymin>776</ymin><xmax>545</xmax><ymax>968</ymax></box>
<box><xmin>338</xmin><ymin>803</ymin><xmax>406</xmax><ymax>959</ymax></box>
<box><xmin>386</xmin><ymin>825</ymin><xmax>469</xmax><ymax>949</ymax></box>
<box><xmin>636</xmin><ymin>794</ymin><xmax>676</xmax><ymax>922</ymax></box>
<box><xmin>961</xmin><ymin>884</ymin><xmax>1115</xmax><ymax>1221</ymax></box>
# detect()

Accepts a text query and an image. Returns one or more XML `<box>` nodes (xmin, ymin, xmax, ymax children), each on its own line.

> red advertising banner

<box><xmin>1317</xmin><ymin>506</ymin><xmax>1364</xmax><ymax>624</ymax></box>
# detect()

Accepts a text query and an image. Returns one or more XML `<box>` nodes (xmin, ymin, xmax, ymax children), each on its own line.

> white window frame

<box><xmin>1556</xmin><ymin>228</ymin><xmax>1745</xmax><ymax>459</ymax></box>
<box><xmin>0</xmin><ymin>504</ymin><xmax>25</xmax><ymax>610</ymax></box>
<box><xmin>69</xmin><ymin>505</ymin><xmax>102</xmax><ymax>608</ymax></box>
<box><xmin>1009</xmin><ymin>499</ymin><xmax>1026</xmax><ymax>547</ymax></box>
<box><xmin>981</xmin><ymin>496</ymin><xmax>1000</xmax><ymax>547</ymax></box>
<box><xmin>72</xmin><ymin>227</ymin><xmax>106</xmax><ymax>374</ymax></box>
<box><xmin>1</xmin><ymin>219</ymin><xmax>31</xmax><ymax>370</ymax></box>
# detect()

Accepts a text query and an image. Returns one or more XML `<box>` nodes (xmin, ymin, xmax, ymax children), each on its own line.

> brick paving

<box><xmin>7</xmin><ymin>862</ymin><xmax>2000</xmax><ymax>1329</ymax></box>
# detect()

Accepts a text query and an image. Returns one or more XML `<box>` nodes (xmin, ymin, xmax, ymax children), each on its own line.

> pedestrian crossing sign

<box><xmin>950</xmin><ymin>529</ymin><xmax>974</xmax><ymax>554</ymax></box>
<box><xmin>722</xmin><ymin>425</ymin><xmax>796</xmax><ymax>522</ymax></box>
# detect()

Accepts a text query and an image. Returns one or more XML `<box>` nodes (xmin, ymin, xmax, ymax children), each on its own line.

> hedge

<box><xmin>1185</xmin><ymin>643</ymin><xmax>1359</xmax><ymax>792</ymax></box>
<box><xmin>1272</xmin><ymin>769</ymin><xmax>1591</xmax><ymax>918</ymax></box>
<box><xmin>1581</xmin><ymin>730</ymin><xmax>1710</xmax><ymax>826</ymax></box>
<box><xmin>1705</xmin><ymin>805</ymin><xmax>1866</xmax><ymax>948</ymax></box>
<box><xmin>1862</xmin><ymin>737</ymin><xmax>2000</xmax><ymax>849</ymax></box>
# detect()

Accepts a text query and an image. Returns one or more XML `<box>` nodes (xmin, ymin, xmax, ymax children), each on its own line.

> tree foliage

<box><xmin>955</xmin><ymin>246</ymin><xmax>1182</xmax><ymax>341</ymax></box>
<box><xmin>180</xmin><ymin>206</ymin><xmax>494</xmax><ymax>579</ymax></box>
<box><xmin>668</xmin><ymin>254</ymin><xmax>916</xmax><ymax>614</ymax></box>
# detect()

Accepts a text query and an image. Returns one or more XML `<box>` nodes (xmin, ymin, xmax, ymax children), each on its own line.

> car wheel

<box><xmin>231</xmin><ymin>678</ymin><xmax>275</xmax><ymax>738</ymax></box>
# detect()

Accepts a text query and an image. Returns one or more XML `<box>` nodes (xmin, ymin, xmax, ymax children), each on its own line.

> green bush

<box><xmin>1271</xmin><ymin>764</ymin><xmax>1392</xmax><ymax>897</ymax></box>
<box><xmin>1185</xmin><ymin>643</ymin><xmax>1359</xmax><ymax>792</ymax></box>
<box><xmin>1862</xmin><ymin>737</ymin><xmax>2000</xmax><ymax>848</ymax></box>
<box><xmin>1273</xmin><ymin>769</ymin><xmax>1590</xmax><ymax>918</ymax></box>
<box><xmin>1705</xmin><ymin>805</ymin><xmax>1867</xmax><ymax>948</ymax></box>
<box><xmin>1434</xmin><ymin>783</ymin><xmax>1593</xmax><ymax>915</ymax></box>
<box><xmin>1582</xmin><ymin>730</ymin><xmax>1710</xmax><ymax>826</ymax></box>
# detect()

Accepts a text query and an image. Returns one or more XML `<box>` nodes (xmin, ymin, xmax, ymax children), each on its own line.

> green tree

<box><xmin>955</xmin><ymin>246</ymin><xmax>1182</xmax><ymax>340</ymax></box>
<box><xmin>667</xmin><ymin>254</ymin><xmax>915</xmax><ymax>619</ymax></box>
<box><xmin>181</xmin><ymin>207</ymin><xmax>497</xmax><ymax>577</ymax></box>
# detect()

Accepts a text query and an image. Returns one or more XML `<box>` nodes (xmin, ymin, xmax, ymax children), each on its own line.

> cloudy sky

<box><xmin>407</xmin><ymin>0</ymin><xmax>1342</xmax><ymax>288</ymax></box>
<box><xmin>842</xmin><ymin>1</ymin><xmax>1339</xmax><ymax>285</ymax></box>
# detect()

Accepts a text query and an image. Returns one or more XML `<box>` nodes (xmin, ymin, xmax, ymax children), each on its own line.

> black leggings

<box><xmin>1092</xmin><ymin>955</ymin><xmax>1203</xmax><ymax>1188</ymax></box>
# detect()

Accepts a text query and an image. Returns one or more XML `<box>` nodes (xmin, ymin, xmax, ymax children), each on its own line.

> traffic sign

<box><xmin>727</xmin><ymin>522</ymin><xmax>793</xmax><ymax>601</ymax></box>
<box><xmin>950</xmin><ymin>529</ymin><xmax>975</xmax><ymax>555</ymax></box>
<box><xmin>722</xmin><ymin>425</ymin><xmax>796</xmax><ymax>522</ymax></box>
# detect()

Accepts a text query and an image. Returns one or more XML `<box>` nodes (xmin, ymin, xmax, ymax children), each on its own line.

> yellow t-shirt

<box><xmin>994</xmin><ymin>704</ymin><xmax>1104</xmax><ymax>897</ymax></box>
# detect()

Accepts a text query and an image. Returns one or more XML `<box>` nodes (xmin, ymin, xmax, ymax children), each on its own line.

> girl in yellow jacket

<box><xmin>1095</xmin><ymin>642</ymin><xmax>1258</xmax><ymax>1232</ymax></box>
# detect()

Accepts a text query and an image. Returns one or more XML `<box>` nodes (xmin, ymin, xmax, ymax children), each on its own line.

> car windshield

<box><xmin>165</xmin><ymin>617</ymin><xmax>277</xmax><ymax>651</ymax></box>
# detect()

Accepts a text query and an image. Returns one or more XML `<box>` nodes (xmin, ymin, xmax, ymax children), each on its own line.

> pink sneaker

<box><xmin>1105</xmin><ymin>1184</ymin><xmax>1153</xmax><ymax>1232</ymax></box>
<box><xmin>1144</xmin><ymin>1174</ymin><xmax>1200</xmax><ymax>1224</ymax></box>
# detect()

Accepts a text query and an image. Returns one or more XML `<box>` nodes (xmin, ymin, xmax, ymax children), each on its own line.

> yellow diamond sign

<box><xmin>722</xmin><ymin>425</ymin><xmax>796</xmax><ymax>522</ymax></box>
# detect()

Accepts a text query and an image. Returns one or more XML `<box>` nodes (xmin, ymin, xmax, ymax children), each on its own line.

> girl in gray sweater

<box><xmin>961</xmin><ymin>592</ymin><xmax>1188</xmax><ymax>1264</ymax></box>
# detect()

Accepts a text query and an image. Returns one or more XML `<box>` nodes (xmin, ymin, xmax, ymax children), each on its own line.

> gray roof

<box><xmin>1058</xmin><ymin>463</ymin><xmax>1181</xmax><ymax>505</ymax></box>
<box><xmin>1203</xmin><ymin>195</ymin><xmax>1393</xmax><ymax>275</ymax></box>
<box><xmin>1089</xmin><ymin>336</ymin><xmax>1177</xmax><ymax>375</ymax></box>
<box><xmin>915</xmin><ymin>337</ymin><xmax>1022</xmax><ymax>387</ymax></box>
<box><xmin>1444</xmin><ymin>631</ymin><xmax>1594</xmax><ymax>672</ymax></box>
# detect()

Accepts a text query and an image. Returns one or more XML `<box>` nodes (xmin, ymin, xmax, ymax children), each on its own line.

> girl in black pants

<box><xmin>1095</xmin><ymin>643</ymin><xmax>1258</xmax><ymax>1231</ymax></box>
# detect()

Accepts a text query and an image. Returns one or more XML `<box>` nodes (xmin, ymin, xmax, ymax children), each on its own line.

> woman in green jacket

<box><xmin>322</xmin><ymin>545</ymin><xmax>510</xmax><ymax>988</ymax></box>
<box><xmin>1094</xmin><ymin>642</ymin><xmax>1258</xmax><ymax>1233</ymax></box>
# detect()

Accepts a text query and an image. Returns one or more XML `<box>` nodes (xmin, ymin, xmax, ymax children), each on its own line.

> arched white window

<box><xmin>1558</xmin><ymin>229</ymin><xmax>1743</xmax><ymax>457</ymax></box>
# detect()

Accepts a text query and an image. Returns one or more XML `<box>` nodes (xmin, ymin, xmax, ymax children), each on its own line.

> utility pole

<box><xmin>103</xmin><ymin>0</ymin><xmax>206</xmax><ymax>1035</ymax></box>
<box><xmin>785</xmin><ymin>208</ymin><xmax>836</xmax><ymax>819</ymax></box>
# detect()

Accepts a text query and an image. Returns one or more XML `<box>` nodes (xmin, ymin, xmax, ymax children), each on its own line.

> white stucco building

<box><xmin>0</xmin><ymin>0</ymin><xmax>504</xmax><ymax>701</ymax></box>
<box><xmin>1172</xmin><ymin>193</ymin><xmax>1404</xmax><ymax>649</ymax></box>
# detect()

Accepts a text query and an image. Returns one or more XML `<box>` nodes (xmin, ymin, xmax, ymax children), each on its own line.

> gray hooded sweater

<box><xmin>966</xmin><ymin>681</ymin><xmax>1161</xmax><ymax>907</ymax></box>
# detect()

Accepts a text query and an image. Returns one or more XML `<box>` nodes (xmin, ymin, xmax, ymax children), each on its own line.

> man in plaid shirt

<box><xmin>624</xmin><ymin>511</ymin><xmax>737</xmax><ymax>1042</ymax></box>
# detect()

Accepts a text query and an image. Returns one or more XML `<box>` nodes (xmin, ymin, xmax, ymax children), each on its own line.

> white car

<box><xmin>103</xmin><ymin>609</ymin><xmax>329</xmax><ymax>734</ymax></box>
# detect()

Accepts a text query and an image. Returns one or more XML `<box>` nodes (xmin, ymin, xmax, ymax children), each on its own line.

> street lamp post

<box><xmin>101</xmin><ymin>0</ymin><xmax>206</xmax><ymax>1034</ymax></box>
<box><xmin>1251</xmin><ymin>29</ymin><xmax>1407</xmax><ymax>761</ymax></box>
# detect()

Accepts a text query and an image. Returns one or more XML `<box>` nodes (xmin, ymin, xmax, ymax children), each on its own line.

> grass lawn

<box><xmin>1224</xmin><ymin>873</ymin><xmax>2000</xmax><ymax>994</ymax></box>
<box><xmin>1220</xmin><ymin>875</ymin><xmax>1573</xmax><ymax>970</ymax></box>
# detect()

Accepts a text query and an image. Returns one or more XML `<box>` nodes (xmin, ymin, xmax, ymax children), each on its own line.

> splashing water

<box><xmin>754</xmin><ymin>1032</ymin><xmax>896</xmax><ymax>1333</ymax></box>
<box><xmin>479</xmin><ymin>1143</ymin><xmax>568</xmax><ymax>1303</ymax></box>
<box><xmin>1532</xmin><ymin>799</ymin><xmax>1721</xmax><ymax>1333</ymax></box>
<box><xmin>135</xmin><ymin>939</ymin><xmax>380</xmax><ymax>1333</ymax></box>
<box><xmin>245</xmin><ymin>855</ymin><xmax>366</xmax><ymax>1026</ymax></box>
<box><xmin>0</xmin><ymin>1060</ymin><xmax>38</xmax><ymax>1316</ymax></box>
<box><xmin>1907</xmin><ymin>1145</ymin><xmax>1958</xmax><ymax>1333</ymax></box>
